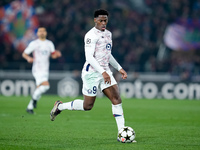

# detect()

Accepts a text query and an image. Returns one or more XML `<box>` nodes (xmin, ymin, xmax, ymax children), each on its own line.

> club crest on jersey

<box><xmin>87</xmin><ymin>89</ymin><xmax>92</xmax><ymax>94</ymax></box>
<box><xmin>86</xmin><ymin>38</ymin><xmax>91</xmax><ymax>44</ymax></box>
<box><xmin>106</xmin><ymin>43</ymin><xmax>111</xmax><ymax>50</ymax></box>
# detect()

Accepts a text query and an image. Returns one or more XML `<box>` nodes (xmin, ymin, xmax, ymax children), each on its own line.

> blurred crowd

<box><xmin>0</xmin><ymin>0</ymin><xmax>200</xmax><ymax>76</ymax></box>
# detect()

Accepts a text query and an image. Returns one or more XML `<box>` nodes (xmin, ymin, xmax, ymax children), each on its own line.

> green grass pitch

<box><xmin>0</xmin><ymin>95</ymin><xmax>200</xmax><ymax>150</ymax></box>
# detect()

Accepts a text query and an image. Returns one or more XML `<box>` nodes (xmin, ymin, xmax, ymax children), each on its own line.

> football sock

<box><xmin>112</xmin><ymin>103</ymin><xmax>125</xmax><ymax>131</ymax></box>
<box><xmin>27</xmin><ymin>100</ymin><xmax>34</xmax><ymax>110</ymax></box>
<box><xmin>58</xmin><ymin>99</ymin><xmax>84</xmax><ymax>111</ymax></box>
<box><xmin>32</xmin><ymin>85</ymin><xmax>50</xmax><ymax>100</ymax></box>
<box><xmin>27</xmin><ymin>85</ymin><xmax>50</xmax><ymax>110</ymax></box>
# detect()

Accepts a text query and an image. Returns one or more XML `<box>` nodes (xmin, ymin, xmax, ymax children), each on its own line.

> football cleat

<box><xmin>26</xmin><ymin>109</ymin><xmax>34</xmax><ymax>114</ymax></box>
<box><xmin>132</xmin><ymin>140</ymin><xmax>137</xmax><ymax>143</ymax></box>
<box><xmin>50</xmin><ymin>100</ymin><xmax>63</xmax><ymax>121</ymax></box>
<box><xmin>33</xmin><ymin>100</ymin><xmax>37</xmax><ymax>108</ymax></box>
<box><xmin>117</xmin><ymin>137</ymin><xmax>120</xmax><ymax>142</ymax></box>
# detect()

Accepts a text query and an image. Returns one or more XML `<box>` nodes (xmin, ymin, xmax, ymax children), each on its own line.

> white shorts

<box><xmin>33</xmin><ymin>73</ymin><xmax>49</xmax><ymax>86</ymax></box>
<box><xmin>82</xmin><ymin>70</ymin><xmax>117</xmax><ymax>96</ymax></box>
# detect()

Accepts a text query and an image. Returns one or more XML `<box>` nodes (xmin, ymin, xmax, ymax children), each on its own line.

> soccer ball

<box><xmin>117</xmin><ymin>126</ymin><xmax>136</xmax><ymax>143</ymax></box>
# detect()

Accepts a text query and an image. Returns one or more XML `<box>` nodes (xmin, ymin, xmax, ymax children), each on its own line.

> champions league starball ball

<box><xmin>117</xmin><ymin>126</ymin><xmax>136</xmax><ymax>143</ymax></box>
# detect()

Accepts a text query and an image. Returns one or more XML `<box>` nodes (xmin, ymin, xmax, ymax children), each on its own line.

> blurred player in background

<box><xmin>50</xmin><ymin>9</ymin><xmax>128</xmax><ymax>139</ymax></box>
<box><xmin>22</xmin><ymin>27</ymin><xmax>61</xmax><ymax>114</ymax></box>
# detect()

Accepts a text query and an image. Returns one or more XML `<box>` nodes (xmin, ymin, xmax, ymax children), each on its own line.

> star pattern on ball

<box><xmin>125</xmin><ymin>134</ymin><xmax>131</xmax><ymax>141</ymax></box>
<box><xmin>124</xmin><ymin>127</ymin><xmax>129</xmax><ymax>132</ymax></box>
<box><xmin>118</xmin><ymin>133</ymin><xmax>122</xmax><ymax>138</ymax></box>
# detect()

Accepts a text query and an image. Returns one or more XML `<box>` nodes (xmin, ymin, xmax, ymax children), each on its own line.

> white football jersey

<box><xmin>82</xmin><ymin>27</ymin><xmax>112</xmax><ymax>73</ymax></box>
<box><xmin>24</xmin><ymin>39</ymin><xmax>55</xmax><ymax>74</ymax></box>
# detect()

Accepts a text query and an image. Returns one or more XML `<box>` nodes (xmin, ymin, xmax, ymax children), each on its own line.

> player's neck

<box><xmin>94</xmin><ymin>27</ymin><xmax>105</xmax><ymax>32</ymax></box>
<box><xmin>38</xmin><ymin>38</ymin><xmax>46</xmax><ymax>41</ymax></box>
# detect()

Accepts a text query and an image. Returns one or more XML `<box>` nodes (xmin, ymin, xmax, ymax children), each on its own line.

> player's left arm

<box><xmin>51</xmin><ymin>50</ymin><xmax>62</xmax><ymax>59</ymax></box>
<box><xmin>119</xmin><ymin>68</ymin><xmax>127</xmax><ymax>80</ymax></box>
<box><xmin>109</xmin><ymin>54</ymin><xmax>127</xmax><ymax>79</ymax></box>
<box><xmin>49</xmin><ymin>41</ymin><xmax>62</xmax><ymax>59</ymax></box>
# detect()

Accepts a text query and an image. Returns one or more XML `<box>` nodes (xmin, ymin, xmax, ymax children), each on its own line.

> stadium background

<box><xmin>0</xmin><ymin>0</ymin><xmax>200</xmax><ymax>99</ymax></box>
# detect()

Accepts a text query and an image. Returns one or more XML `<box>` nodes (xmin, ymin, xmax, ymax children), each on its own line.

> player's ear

<box><xmin>36</xmin><ymin>31</ymin><xmax>39</xmax><ymax>37</ymax></box>
<box><xmin>94</xmin><ymin>18</ymin><xmax>97</xmax><ymax>23</ymax></box>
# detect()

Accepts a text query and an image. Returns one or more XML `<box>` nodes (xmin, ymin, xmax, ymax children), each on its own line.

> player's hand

<box><xmin>119</xmin><ymin>68</ymin><xmax>127</xmax><ymax>80</ymax></box>
<box><xmin>51</xmin><ymin>50</ymin><xmax>62</xmax><ymax>58</ymax></box>
<box><xmin>102</xmin><ymin>71</ymin><xmax>111</xmax><ymax>84</ymax></box>
<box><xmin>27</xmin><ymin>57</ymin><xmax>34</xmax><ymax>63</ymax></box>
<box><xmin>55</xmin><ymin>50</ymin><xmax>62</xmax><ymax>57</ymax></box>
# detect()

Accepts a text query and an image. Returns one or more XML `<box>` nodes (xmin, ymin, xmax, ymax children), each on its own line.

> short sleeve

<box><xmin>24</xmin><ymin>41</ymin><xmax>36</xmax><ymax>54</ymax></box>
<box><xmin>84</xmin><ymin>32</ymin><xmax>98</xmax><ymax>50</ymax></box>
<box><xmin>49</xmin><ymin>41</ymin><xmax>55</xmax><ymax>53</ymax></box>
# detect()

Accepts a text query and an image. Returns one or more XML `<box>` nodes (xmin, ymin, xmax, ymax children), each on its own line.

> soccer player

<box><xmin>22</xmin><ymin>27</ymin><xmax>61</xmax><ymax>114</ymax></box>
<box><xmin>50</xmin><ymin>9</ymin><xmax>127</xmax><ymax>137</ymax></box>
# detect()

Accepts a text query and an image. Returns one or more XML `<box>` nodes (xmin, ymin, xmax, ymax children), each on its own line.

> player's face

<box><xmin>37</xmin><ymin>28</ymin><xmax>47</xmax><ymax>40</ymax></box>
<box><xmin>94</xmin><ymin>15</ymin><xmax>108</xmax><ymax>31</ymax></box>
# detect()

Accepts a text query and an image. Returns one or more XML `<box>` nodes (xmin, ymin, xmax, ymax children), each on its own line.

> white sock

<box><xmin>112</xmin><ymin>103</ymin><xmax>125</xmax><ymax>131</ymax></box>
<box><xmin>27</xmin><ymin>85</ymin><xmax>50</xmax><ymax>109</ymax></box>
<box><xmin>27</xmin><ymin>100</ymin><xmax>34</xmax><ymax>110</ymax></box>
<box><xmin>32</xmin><ymin>85</ymin><xmax>50</xmax><ymax>101</ymax></box>
<box><xmin>58</xmin><ymin>99</ymin><xmax>84</xmax><ymax>111</ymax></box>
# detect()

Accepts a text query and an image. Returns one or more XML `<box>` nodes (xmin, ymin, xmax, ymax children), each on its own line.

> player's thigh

<box><xmin>100</xmin><ymin>70</ymin><xmax>117</xmax><ymax>92</ymax></box>
<box><xmin>40</xmin><ymin>81</ymin><xmax>49</xmax><ymax>86</ymax></box>
<box><xmin>82</xmin><ymin>72</ymin><xmax>100</xmax><ymax>97</ymax></box>
<box><xmin>103</xmin><ymin>84</ymin><xmax>122</xmax><ymax>105</ymax></box>
<box><xmin>33</xmin><ymin>73</ymin><xmax>49</xmax><ymax>86</ymax></box>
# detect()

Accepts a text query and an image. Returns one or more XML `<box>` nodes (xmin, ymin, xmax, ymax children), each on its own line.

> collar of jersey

<box><xmin>93</xmin><ymin>27</ymin><xmax>105</xmax><ymax>33</ymax></box>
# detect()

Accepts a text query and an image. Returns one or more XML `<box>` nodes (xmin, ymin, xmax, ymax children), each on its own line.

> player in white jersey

<box><xmin>50</xmin><ymin>9</ymin><xmax>128</xmax><ymax>139</ymax></box>
<box><xmin>22</xmin><ymin>27</ymin><xmax>61</xmax><ymax>114</ymax></box>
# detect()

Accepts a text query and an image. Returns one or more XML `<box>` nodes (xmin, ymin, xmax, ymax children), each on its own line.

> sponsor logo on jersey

<box><xmin>41</xmin><ymin>50</ymin><xmax>48</xmax><ymax>55</ymax></box>
<box><xmin>106</xmin><ymin>43</ymin><xmax>111</xmax><ymax>50</ymax></box>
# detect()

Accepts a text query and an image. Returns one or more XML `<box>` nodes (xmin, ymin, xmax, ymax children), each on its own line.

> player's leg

<box><xmin>50</xmin><ymin>71</ymin><xmax>98</xmax><ymax>120</ymax></box>
<box><xmin>83</xmin><ymin>95</ymin><xmax>96</xmax><ymax>110</ymax></box>
<box><xmin>58</xmin><ymin>95</ymin><xmax>96</xmax><ymax>111</ymax></box>
<box><xmin>56</xmin><ymin>71</ymin><xmax>98</xmax><ymax>111</ymax></box>
<box><xmin>103</xmin><ymin>84</ymin><xmax>125</xmax><ymax>131</ymax></box>
<box><xmin>33</xmin><ymin>81</ymin><xmax>50</xmax><ymax>106</ymax></box>
<box><xmin>27</xmin><ymin>74</ymin><xmax>50</xmax><ymax>113</ymax></box>
<box><xmin>27</xmin><ymin>81</ymin><xmax>50</xmax><ymax>113</ymax></box>
<box><xmin>50</xmin><ymin>96</ymin><xmax>96</xmax><ymax>121</ymax></box>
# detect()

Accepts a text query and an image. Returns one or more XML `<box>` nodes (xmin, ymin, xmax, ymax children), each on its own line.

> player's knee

<box><xmin>83</xmin><ymin>104</ymin><xmax>93</xmax><ymax>111</ymax></box>
<box><xmin>41</xmin><ymin>85</ymin><xmax>50</xmax><ymax>93</ymax></box>
<box><xmin>112</xmin><ymin>97</ymin><xmax>122</xmax><ymax>105</ymax></box>
<box><xmin>83</xmin><ymin>106</ymin><xmax>93</xmax><ymax>111</ymax></box>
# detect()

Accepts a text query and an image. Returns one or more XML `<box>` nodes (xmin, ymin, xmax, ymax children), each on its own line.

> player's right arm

<box><xmin>84</xmin><ymin>33</ymin><xmax>105</xmax><ymax>74</ymax></box>
<box><xmin>84</xmin><ymin>32</ymin><xmax>111</xmax><ymax>84</ymax></box>
<box><xmin>22</xmin><ymin>41</ymin><xmax>35</xmax><ymax>63</ymax></box>
<box><xmin>22</xmin><ymin>52</ymin><xmax>34</xmax><ymax>63</ymax></box>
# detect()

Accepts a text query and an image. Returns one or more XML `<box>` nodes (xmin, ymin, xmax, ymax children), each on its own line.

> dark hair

<box><xmin>37</xmin><ymin>27</ymin><xmax>46</xmax><ymax>31</ymax></box>
<box><xmin>94</xmin><ymin>9</ymin><xmax>109</xmax><ymax>18</ymax></box>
